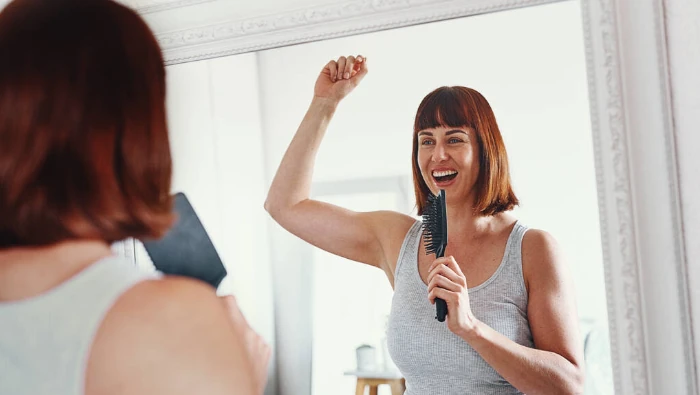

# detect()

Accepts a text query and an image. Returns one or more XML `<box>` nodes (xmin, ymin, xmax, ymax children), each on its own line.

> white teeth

<box><xmin>432</xmin><ymin>170</ymin><xmax>457</xmax><ymax>177</ymax></box>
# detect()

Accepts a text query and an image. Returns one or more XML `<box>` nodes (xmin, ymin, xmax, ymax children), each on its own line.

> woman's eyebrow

<box><xmin>418</xmin><ymin>129</ymin><xmax>468</xmax><ymax>137</ymax></box>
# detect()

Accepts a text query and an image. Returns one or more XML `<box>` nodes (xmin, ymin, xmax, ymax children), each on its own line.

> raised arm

<box><xmin>264</xmin><ymin>55</ymin><xmax>409</xmax><ymax>271</ymax></box>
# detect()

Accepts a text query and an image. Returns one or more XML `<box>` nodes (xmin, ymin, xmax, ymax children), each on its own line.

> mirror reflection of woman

<box><xmin>265</xmin><ymin>55</ymin><xmax>585</xmax><ymax>394</ymax></box>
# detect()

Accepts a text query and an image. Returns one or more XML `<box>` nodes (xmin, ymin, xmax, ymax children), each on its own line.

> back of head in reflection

<box><xmin>0</xmin><ymin>1</ymin><xmax>267</xmax><ymax>394</ymax></box>
<box><xmin>265</xmin><ymin>54</ymin><xmax>586</xmax><ymax>395</ymax></box>
<box><xmin>0</xmin><ymin>0</ymin><xmax>174</xmax><ymax>248</ymax></box>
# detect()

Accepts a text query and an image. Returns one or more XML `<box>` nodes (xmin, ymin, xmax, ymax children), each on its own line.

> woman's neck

<box><xmin>445</xmin><ymin>203</ymin><xmax>503</xmax><ymax>239</ymax></box>
<box><xmin>0</xmin><ymin>240</ymin><xmax>113</xmax><ymax>302</ymax></box>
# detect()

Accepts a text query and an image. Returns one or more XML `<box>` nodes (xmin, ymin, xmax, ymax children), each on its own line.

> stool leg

<box><xmin>390</xmin><ymin>379</ymin><xmax>406</xmax><ymax>395</ymax></box>
<box><xmin>355</xmin><ymin>379</ymin><xmax>365</xmax><ymax>395</ymax></box>
<box><xmin>369</xmin><ymin>384</ymin><xmax>378</xmax><ymax>395</ymax></box>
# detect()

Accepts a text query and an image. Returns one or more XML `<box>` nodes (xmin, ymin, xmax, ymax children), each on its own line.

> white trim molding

<box><xmin>159</xmin><ymin>0</ymin><xmax>561</xmax><ymax>65</ymax></box>
<box><xmin>159</xmin><ymin>0</ymin><xmax>699</xmax><ymax>393</ymax></box>
<box><xmin>583</xmin><ymin>0</ymin><xmax>696</xmax><ymax>393</ymax></box>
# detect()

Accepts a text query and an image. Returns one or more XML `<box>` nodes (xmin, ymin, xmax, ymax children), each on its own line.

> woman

<box><xmin>265</xmin><ymin>55</ymin><xmax>585</xmax><ymax>394</ymax></box>
<box><xmin>0</xmin><ymin>1</ymin><xmax>269</xmax><ymax>394</ymax></box>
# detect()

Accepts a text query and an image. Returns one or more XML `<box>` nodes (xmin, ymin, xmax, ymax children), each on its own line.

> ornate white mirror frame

<box><xmin>146</xmin><ymin>0</ymin><xmax>699</xmax><ymax>394</ymax></box>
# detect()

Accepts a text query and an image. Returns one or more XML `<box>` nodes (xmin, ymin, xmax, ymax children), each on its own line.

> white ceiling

<box><xmin>0</xmin><ymin>0</ymin><xmax>336</xmax><ymax>20</ymax></box>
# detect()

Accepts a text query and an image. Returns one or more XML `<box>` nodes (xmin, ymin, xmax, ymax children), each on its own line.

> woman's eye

<box><xmin>421</xmin><ymin>139</ymin><xmax>434</xmax><ymax>145</ymax></box>
<box><xmin>448</xmin><ymin>138</ymin><xmax>463</xmax><ymax>144</ymax></box>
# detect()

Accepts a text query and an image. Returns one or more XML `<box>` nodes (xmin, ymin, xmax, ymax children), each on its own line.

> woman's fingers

<box><xmin>427</xmin><ymin>273</ymin><xmax>461</xmax><ymax>294</ymax></box>
<box><xmin>428</xmin><ymin>287</ymin><xmax>456</xmax><ymax>305</ymax></box>
<box><xmin>336</xmin><ymin>56</ymin><xmax>347</xmax><ymax>79</ymax></box>
<box><xmin>444</xmin><ymin>257</ymin><xmax>465</xmax><ymax>277</ymax></box>
<box><xmin>352</xmin><ymin>55</ymin><xmax>364</xmax><ymax>76</ymax></box>
<box><xmin>427</xmin><ymin>260</ymin><xmax>462</xmax><ymax>286</ymax></box>
<box><xmin>330</xmin><ymin>55</ymin><xmax>366</xmax><ymax>80</ymax></box>
<box><xmin>428</xmin><ymin>256</ymin><xmax>467</xmax><ymax>286</ymax></box>
<box><xmin>327</xmin><ymin>60</ymin><xmax>338</xmax><ymax>82</ymax></box>
<box><xmin>350</xmin><ymin>56</ymin><xmax>367</xmax><ymax>84</ymax></box>
<box><xmin>349</xmin><ymin>56</ymin><xmax>361</xmax><ymax>77</ymax></box>
<box><xmin>343</xmin><ymin>55</ymin><xmax>355</xmax><ymax>79</ymax></box>
<box><xmin>432</xmin><ymin>267</ymin><xmax>462</xmax><ymax>288</ymax></box>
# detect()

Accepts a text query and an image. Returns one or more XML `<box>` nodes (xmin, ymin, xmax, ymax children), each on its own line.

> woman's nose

<box><xmin>432</xmin><ymin>143</ymin><xmax>448</xmax><ymax>162</ymax></box>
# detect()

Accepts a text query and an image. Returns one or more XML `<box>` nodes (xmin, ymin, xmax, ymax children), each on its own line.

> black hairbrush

<box><xmin>422</xmin><ymin>189</ymin><xmax>448</xmax><ymax>322</ymax></box>
<box><xmin>141</xmin><ymin>192</ymin><xmax>227</xmax><ymax>289</ymax></box>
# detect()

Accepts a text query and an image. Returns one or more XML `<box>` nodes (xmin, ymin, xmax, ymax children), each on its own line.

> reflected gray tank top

<box><xmin>387</xmin><ymin>220</ymin><xmax>534</xmax><ymax>394</ymax></box>
<box><xmin>0</xmin><ymin>256</ymin><xmax>159</xmax><ymax>395</ymax></box>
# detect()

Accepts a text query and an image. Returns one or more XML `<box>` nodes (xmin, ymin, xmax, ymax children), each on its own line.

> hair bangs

<box><xmin>414</xmin><ymin>87</ymin><xmax>477</xmax><ymax>132</ymax></box>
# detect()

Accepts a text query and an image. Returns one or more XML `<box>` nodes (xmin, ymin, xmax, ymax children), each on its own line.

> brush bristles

<box><xmin>423</xmin><ymin>192</ymin><xmax>446</xmax><ymax>255</ymax></box>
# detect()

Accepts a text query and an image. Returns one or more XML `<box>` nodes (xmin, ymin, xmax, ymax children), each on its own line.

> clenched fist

<box><xmin>314</xmin><ymin>54</ymin><xmax>368</xmax><ymax>103</ymax></box>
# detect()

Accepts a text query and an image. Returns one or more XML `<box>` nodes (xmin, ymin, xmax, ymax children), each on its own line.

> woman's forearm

<box><xmin>264</xmin><ymin>97</ymin><xmax>338</xmax><ymax>212</ymax></box>
<box><xmin>462</xmin><ymin>320</ymin><xmax>585</xmax><ymax>395</ymax></box>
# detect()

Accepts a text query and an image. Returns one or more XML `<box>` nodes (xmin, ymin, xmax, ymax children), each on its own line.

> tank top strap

<box><xmin>394</xmin><ymin>219</ymin><xmax>423</xmax><ymax>280</ymax></box>
<box><xmin>493</xmin><ymin>220</ymin><xmax>529</xmax><ymax>296</ymax></box>
<box><xmin>503</xmin><ymin>221</ymin><xmax>529</xmax><ymax>269</ymax></box>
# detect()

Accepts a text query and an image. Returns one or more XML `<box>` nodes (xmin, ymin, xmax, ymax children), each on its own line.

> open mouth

<box><xmin>432</xmin><ymin>170</ymin><xmax>458</xmax><ymax>183</ymax></box>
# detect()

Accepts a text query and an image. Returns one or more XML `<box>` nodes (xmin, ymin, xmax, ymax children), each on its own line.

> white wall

<box><xmin>310</xmin><ymin>191</ymin><xmax>403</xmax><ymax>395</ymax></box>
<box><xmin>160</xmin><ymin>53</ymin><xmax>278</xmax><ymax>394</ymax></box>
<box><xmin>259</xmin><ymin>2</ymin><xmax>607</xmax><ymax>395</ymax></box>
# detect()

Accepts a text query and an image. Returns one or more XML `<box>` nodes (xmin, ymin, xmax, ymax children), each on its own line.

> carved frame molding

<box><xmin>157</xmin><ymin>0</ymin><xmax>561</xmax><ymax>64</ymax></box>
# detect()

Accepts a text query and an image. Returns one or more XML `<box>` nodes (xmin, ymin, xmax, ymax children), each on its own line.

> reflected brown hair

<box><xmin>0</xmin><ymin>0</ymin><xmax>174</xmax><ymax>248</ymax></box>
<box><xmin>412</xmin><ymin>86</ymin><xmax>519</xmax><ymax>216</ymax></box>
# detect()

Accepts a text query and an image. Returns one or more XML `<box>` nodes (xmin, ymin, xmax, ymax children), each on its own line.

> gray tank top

<box><xmin>387</xmin><ymin>220</ymin><xmax>534</xmax><ymax>394</ymax></box>
<box><xmin>0</xmin><ymin>256</ymin><xmax>159</xmax><ymax>395</ymax></box>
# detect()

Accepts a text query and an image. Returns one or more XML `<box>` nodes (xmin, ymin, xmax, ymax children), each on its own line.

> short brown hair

<box><xmin>0</xmin><ymin>0</ymin><xmax>174</xmax><ymax>248</ymax></box>
<box><xmin>412</xmin><ymin>86</ymin><xmax>519</xmax><ymax>216</ymax></box>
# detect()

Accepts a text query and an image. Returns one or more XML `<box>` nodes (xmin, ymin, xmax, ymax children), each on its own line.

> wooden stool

<box><xmin>354</xmin><ymin>377</ymin><xmax>405</xmax><ymax>395</ymax></box>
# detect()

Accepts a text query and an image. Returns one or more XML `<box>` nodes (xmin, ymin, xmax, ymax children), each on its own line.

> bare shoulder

<box><xmin>522</xmin><ymin>228</ymin><xmax>561</xmax><ymax>256</ymax></box>
<box><xmin>521</xmin><ymin>228</ymin><xmax>568</xmax><ymax>291</ymax></box>
<box><xmin>85</xmin><ymin>277</ymin><xmax>255</xmax><ymax>395</ymax></box>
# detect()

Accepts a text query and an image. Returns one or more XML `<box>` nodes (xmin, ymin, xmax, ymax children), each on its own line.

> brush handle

<box><xmin>435</xmin><ymin>299</ymin><xmax>448</xmax><ymax>322</ymax></box>
<box><xmin>435</xmin><ymin>245</ymin><xmax>448</xmax><ymax>322</ymax></box>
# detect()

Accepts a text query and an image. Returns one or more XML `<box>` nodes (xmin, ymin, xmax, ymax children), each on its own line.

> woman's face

<box><xmin>417</xmin><ymin>126</ymin><xmax>480</xmax><ymax>205</ymax></box>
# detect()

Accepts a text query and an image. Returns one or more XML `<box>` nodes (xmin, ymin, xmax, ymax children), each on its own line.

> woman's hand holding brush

<box><xmin>426</xmin><ymin>256</ymin><xmax>480</xmax><ymax>338</ymax></box>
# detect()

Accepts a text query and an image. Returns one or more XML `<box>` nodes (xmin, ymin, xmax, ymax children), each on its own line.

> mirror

<box><xmin>109</xmin><ymin>0</ymin><xmax>698</xmax><ymax>394</ymax></box>
<box><xmin>146</xmin><ymin>1</ymin><xmax>615</xmax><ymax>394</ymax></box>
